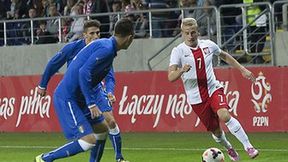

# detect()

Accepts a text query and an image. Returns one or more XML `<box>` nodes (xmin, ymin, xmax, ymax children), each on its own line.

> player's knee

<box><xmin>94</xmin><ymin>132</ymin><xmax>108</xmax><ymax>141</ymax></box>
<box><xmin>81</xmin><ymin>133</ymin><xmax>97</xmax><ymax>144</ymax></box>
<box><xmin>108</xmin><ymin>119</ymin><xmax>117</xmax><ymax>129</ymax></box>
<box><xmin>217</xmin><ymin>109</ymin><xmax>231</xmax><ymax>122</ymax></box>
<box><xmin>92</xmin><ymin>121</ymin><xmax>109</xmax><ymax>133</ymax></box>
<box><xmin>100</xmin><ymin>122</ymin><xmax>109</xmax><ymax>132</ymax></box>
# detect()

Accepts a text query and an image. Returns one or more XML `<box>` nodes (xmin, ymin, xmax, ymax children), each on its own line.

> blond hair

<box><xmin>181</xmin><ymin>18</ymin><xmax>198</xmax><ymax>29</ymax></box>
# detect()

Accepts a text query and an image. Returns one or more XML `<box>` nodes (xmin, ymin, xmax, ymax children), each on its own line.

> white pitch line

<box><xmin>0</xmin><ymin>146</ymin><xmax>287</xmax><ymax>152</ymax></box>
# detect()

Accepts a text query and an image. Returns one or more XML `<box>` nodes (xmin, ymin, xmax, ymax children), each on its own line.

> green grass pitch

<box><xmin>0</xmin><ymin>132</ymin><xmax>287</xmax><ymax>162</ymax></box>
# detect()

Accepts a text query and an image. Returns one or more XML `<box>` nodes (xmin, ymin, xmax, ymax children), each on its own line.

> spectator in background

<box><xmin>82</xmin><ymin>0</ymin><xmax>95</xmax><ymax>14</ymax></box>
<box><xmin>244</xmin><ymin>0</ymin><xmax>268</xmax><ymax>64</ymax></box>
<box><xmin>22</xmin><ymin>8</ymin><xmax>39</xmax><ymax>44</ymax></box>
<box><xmin>131</xmin><ymin>0</ymin><xmax>149</xmax><ymax>38</ymax></box>
<box><xmin>6</xmin><ymin>9</ymin><xmax>25</xmax><ymax>45</ymax></box>
<box><xmin>89</xmin><ymin>0</ymin><xmax>111</xmax><ymax>38</ymax></box>
<box><xmin>7</xmin><ymin>0</ymin><xmax>27</xmax><ymax>19</ymax></box>
<box><xmin>122</xmin><ymin>0</ymin><xmax>135</xmax><ymax>12</ymax></box>
<box><xmin>47</xmin><ymin>0</ymin><xmax>64</xmax><ymax>13</ymax></box>
<box><xmin>197</xmin><ymin>0</ymin><xmax>205</xmax><ymax>6</ymax></box>
<box><xmin>62</xmin><ymin>0</ymin><xmax>78</xmax><ymax>40</ymax></box>
<box><xmin>173</xmin><ymin>0</ymin><xmax>198</xmax><ymax>36</ymax></box>
<box><xmin>80</xmin><ymin>0</ymin><xmax>111</xmax><ymax>37</ymax></box>
<box><xmin>28</xmin><ymin>7</ymin><xmax>39</xmax><ymax>19</ymax></box>
<box><xmin>191</xmin><ymin>0</ymin><xmax>217</xmax><ymax>40</ymax></box>
<box><xmin>36</xmin><ymin>20</ymin><xmax>58</xmax><ymax>44</ymax></box>
<box><xmin>145</xmin><ymin>0</ymin><xmax>171</xmax><ymax>37</ymax></box>
<box><xmin>28</xmin><ymin>0</ymin><xmax>44</xmax><ymax>18</ymax></box>
<box><xmin>46</xmin><ymin>4</ymin><xmax>61</xmax><ymax>40</ymax></box>
<box><xmin>179</xmin><ymin>0</ymin><xmax>198</xmax><ymax>18</ymax></box>
<box><xmin>41</xmin><ymin>0</ymin><xmax>50</xmax><ymax>17</ymax></box>
<box><xmin>65</xmin><ymin>3</ymin><xmax>86</xmax><ymax>42</ymax></box>
<box><xmin>64</xmin><ymin>0</ymin><xmax>77</xmax><ymax>16</ymax></box>
<box><xmin>220</xmin><ymin>0</ymin><xmax>242</xmax><ymax>53</ymax></box>
<box><xmin>109</xmin><ymin>0</ymin><xmax>122</xmax><ymax>35</ymax></box>
<box><xmin>51</xmin><ymin>0</ymin><xmax>65</xmax><ymax>14</ymax></box>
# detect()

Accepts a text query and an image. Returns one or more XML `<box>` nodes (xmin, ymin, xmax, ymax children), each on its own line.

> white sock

<box><xmin>109</xmin><ymin>124</ymin><xmax>120</xmax><ymax>135</ymax></box>
<box><xmin>225</xmin><ymin>117</ymin><xmax>253</xmax><ymax>150</ymax></box>
<box><xmin>78</xmin><ymin>139</ymin><xmax>95</xmax><ymax>151</ymax></box>
<box><xmin>212</xmin><ymin>131</ymin><xmax>232</xmax><ymax>150</ymax></box>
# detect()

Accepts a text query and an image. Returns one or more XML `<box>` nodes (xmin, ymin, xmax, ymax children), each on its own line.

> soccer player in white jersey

<box><xmin>168</xmin><ymin>18</ymin><xmax>259</xmax><ymax>161</ymax></box>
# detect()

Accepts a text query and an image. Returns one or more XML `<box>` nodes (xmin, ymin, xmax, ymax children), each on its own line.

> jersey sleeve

<box><xmin>38</xmin><ymin>44</ymin><xmax>73</xmax><ymax>88</ymax></box>
<box><xmin>209</xmin><ymin>40</ymin><xmax>221</xmax><ymax>56</ymax></box>
<box><xmin>169</xmin><ymin>47</ymin><xmax>181</xmax><ymax>67</ymax></box>
<box><xmin>78</xmin><ymin>47</ymin><xmax>110</xmax><ymax>107</ymax></box>
<box><xmin>105</xmin><ymin>67</ymin><xmax>115</xmax><ymax>94</ymax></box>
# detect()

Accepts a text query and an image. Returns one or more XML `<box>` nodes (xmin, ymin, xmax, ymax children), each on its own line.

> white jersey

<box><xmin>169</xmin><ymin>39</ymin><xmax>223</xmax><ymax>104</ymax></box>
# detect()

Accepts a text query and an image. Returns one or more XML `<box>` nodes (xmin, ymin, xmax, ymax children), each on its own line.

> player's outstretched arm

<box><xmin>37</xmin><ymin>54</ymin><xmax>66</xmax><ymax>96</ymax></box>
<box><xmin>37</xmin><ymin>46</ymin><xmax>71</xmax><ymax>96</ymax></box>
<box><xmin>219</xmin><ymin>50</ymin><xmax>256</xmax><ymax>83</ymax></box>
<box><xmin>168</xmin><ymin>64</ymin><xmax>191</xmax><ymax>82</ymax></box>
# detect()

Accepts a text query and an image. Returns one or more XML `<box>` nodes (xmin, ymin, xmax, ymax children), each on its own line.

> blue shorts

<box><xmin>97</xmin><ymin>89</ymin><xmax>113</xmax><ymax>112</ymax></box>
<box><xmin>83</xmin><ymin>110</ymin><xmax>105</xmax><ymax>125</ymax></box>
<box><xmin>53</xmin><ymin>94</ymin><xmax>103</xmax><ymax>140</ymax></box>
<box><xmin>81</xmin><ymin>89</ymin><xmax>112</xmax><ymax>124</ymax></box>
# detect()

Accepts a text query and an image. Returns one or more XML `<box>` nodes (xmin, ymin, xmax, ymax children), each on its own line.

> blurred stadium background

<box><xmin>0</xmin><ymin>0</ymin><xmax>288</xmax><ymax>161</ymax></box>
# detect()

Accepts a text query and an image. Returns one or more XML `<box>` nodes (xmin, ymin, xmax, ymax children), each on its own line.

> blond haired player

<box><xmin>168</xmin><ymin>18</ymin><xmax>259</xmax><ymax>161</ymax></box>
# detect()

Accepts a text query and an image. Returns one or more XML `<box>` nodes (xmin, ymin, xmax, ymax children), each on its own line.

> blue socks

<box><xmin>90</xmin><ymin>140</ymin><xmax>106</xmax><ymax>162</ymax></box>
<box><xmin>109</xmin><ymin>126</ymin><xmax>123</xmax><ymax>160</ymax></box>
<box><xmin>88</xmin><ymin>125</ymin><xmax>126</xmax><ymax>161</ymax></box>
<box><xmin>42</xmin><ymin>140</ymin><xmax>84</xmax><ymax>162</ymax></box>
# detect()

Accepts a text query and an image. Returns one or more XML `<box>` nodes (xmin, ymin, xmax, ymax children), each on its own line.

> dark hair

<box><xmin>83</xmin><ymin>20</ymin><xmax>101</xmax><ymax>32</ymax></box>
<box><xmin>29</xmin><ymin>7</ymin><xmax>36</xmax><ymax>11</ymax></box>
<box><xmin>114</xmin><ymin>18</ymin><xmax>134</xmax><ymax>37</ymax></box>
<box><xmin>39</xmin><ymin>20</ymin><xmax>47</xmax><ymax>25</ymax></box>
<box><xmin>112</xmin><ymin>0</ymin><xmax>121</xmax><ymax>4</ymax></box>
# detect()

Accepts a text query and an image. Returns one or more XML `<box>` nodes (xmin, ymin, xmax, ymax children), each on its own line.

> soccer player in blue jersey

<box><xmin>35</xmin><ymin>18</ymin><xmax>134</xmax><ymax>162</ymax></box>
<box><xmin>36</xmin><ymin>20</ymin><xmax>130</xmax><ymax>162</ymax></box>
<box><xmin>37</xmin><ymin>20</ymin><xmax>102</xmax><ymax>96</ymax></box>
<box><xmin>36</xmin><ymin>20</ymin><xmax>110</xmax><ymax>162</ymax></box>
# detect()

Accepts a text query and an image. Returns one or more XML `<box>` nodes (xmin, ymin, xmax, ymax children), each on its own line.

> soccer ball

<box><xmin>202</xmin><ymin>147</ymin><xmax>225</xmax><ymax>162</ymax></box>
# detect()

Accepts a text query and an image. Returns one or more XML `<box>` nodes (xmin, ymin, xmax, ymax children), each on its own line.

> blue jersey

<box><xmin>38</xmin><ymin>39</ymin><xmax>115</xmax><ymax>95</ymax></box>
<box><xmin>39</xmin><ymin>39</ymin><xmax>86</xmax><ymax>88</ymax></box>
<box><xmin>55</xmin><ymin>37</ymin><xmax>117</xmax><ymax>108</ymax></box>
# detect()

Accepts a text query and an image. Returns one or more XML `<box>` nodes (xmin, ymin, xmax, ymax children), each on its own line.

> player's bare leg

<box><xmin>217</xmin><ymin>108</ymin><xmax>259</xmax><ymax>159</ymax></box>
